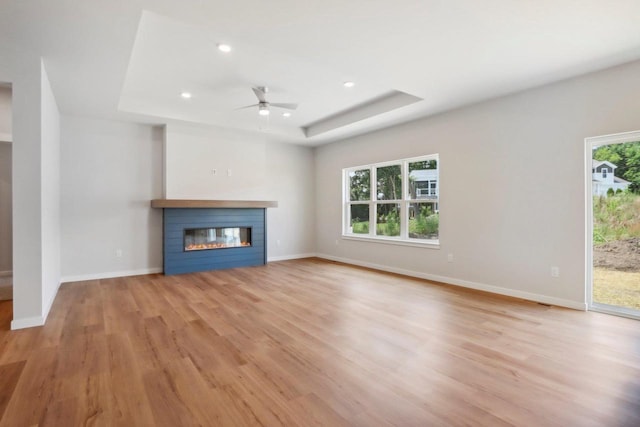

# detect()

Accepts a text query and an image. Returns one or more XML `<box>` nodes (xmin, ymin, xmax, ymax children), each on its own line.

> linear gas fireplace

<box><xmin>184</xmin><ymin>227</ymin><xmax>252</xmax><ymax>251</ymax></box>
<box><xmin>151</xmin><ymin>200</ymin><xmax>277</xmax><ymax>275</ymax></box>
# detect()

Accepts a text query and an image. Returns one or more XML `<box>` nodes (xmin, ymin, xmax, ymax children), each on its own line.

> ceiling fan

<box><xmin>237</xmin><ymin>87</ymin><xmax>298</xmax><ymax>116</ymax></box>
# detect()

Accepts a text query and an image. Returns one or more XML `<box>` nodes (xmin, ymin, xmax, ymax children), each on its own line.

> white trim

<box><xmin>61</xmin><ymin>267</ymin><xmax>163</xmax><ymax>283</ymax></box>
<box><xmin>268</xmin><ymin>253</ymin><xmax>317</xmax><ymax>262</ymax></box>
<box><xmin>11</xmin><ymin>280</ymin><xmax>62</xmax><ymax>330</ymax></box>
<box><xmin>317</xmin><ymin>253</ymin><xmax>587</xmax><ymax>311</ymax></box>
<box><xmin>0</xmin><ymin>270</ymin><xmax>12</xmax><ymax>277</ymax></box>
<box><xmin>585</xmin><ymin>138</ymin><xmax>594</xmax><ymax>308</ymax></box>
<box><xmin>342</xmin><ymin>235</ymin><xmax>439</xmax><ymax>249</ymax></box>
<box><xmin>0</xmin><ymin>132</ymin><xmax>12</xmax><ymax>142</ymax></box>
<box><xmin>11</xmin><ymin>315</ymin><xmax>45</xmax><ymax>330</ymax></box>
<box><xmin>587</xmin><ymin>130</ymin><xmax>640</xmax><ymax>147</ymax></box>
<box><xmin>590</xmin><ymin>303</ymin><xmax>640</xmax><ymax>320</ymax></box>
<box><xmin>585</xmin><ymin>129</ymin><xmax>640</xmax><ymax>313</ymax></box>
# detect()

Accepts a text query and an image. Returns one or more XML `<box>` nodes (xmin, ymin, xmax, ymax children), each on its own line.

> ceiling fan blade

<box><xmin>252</xmin><ymin>87</ymin><xmax>267</xmax><ymax>103</ymax></box>
<box><xmin>235</xmin><ymin>103</ymin><xmax>259</xmax><ymax>110</ymax></box>
<box><xmin>270</xmin><ymin>103</ymin><xmax>298</xmax><ymax>110</ymax></box>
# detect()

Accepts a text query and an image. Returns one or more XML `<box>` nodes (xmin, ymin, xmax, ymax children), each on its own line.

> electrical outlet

<box><xmin>335</xmin><ymin>239</ymin><xmax>339</xmax><ymax>245</ymax></box>
<box><xmin>211</xmin><ymin>169</ymin><xmax>217</xmax><ymax>176</ymax></box>
<box><xmin>447</xmin><ymin>253</ymin><xmax>454</xmax><ymax>262</ymax></box>
<box><xmin>276</xmin><ymin>239</ymin><xmax>281</xmax><ymax>247</ymax></box>
<box><xmin>551</xmin><ymin>266</ymin><xmax>560</xmax><ymax>278</ymax></box>
<box><xmin>227</xmin><ymin>168</ymin><xmax>232</xmax><ymax>177</ymax></box>
<box><xmin>116</xmin><ymin>249</ymin><xmax>123</xmax><ymax>258</ymax></box>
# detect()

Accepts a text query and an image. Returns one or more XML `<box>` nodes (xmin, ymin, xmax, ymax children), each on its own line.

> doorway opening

<box><xmin>586</xmin><ymin>131</ymin><xmax>640</xmax><ymax>320</ymax></box>
<box><xmin>0</xmin><ymin>83</ymin><xmax>12</xmax><ymax>305</ymax></box>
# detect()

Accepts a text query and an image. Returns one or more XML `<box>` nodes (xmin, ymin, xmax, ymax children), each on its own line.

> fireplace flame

<box><xmin>185</xmin><ymin>241</ymin><xmax>251</xmax><ymax>251</ymax></box>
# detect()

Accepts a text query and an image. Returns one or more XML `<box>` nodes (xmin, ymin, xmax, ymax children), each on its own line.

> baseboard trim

<box><xmin>11</xmin><ymin>315</ymin><xmax>45</xmax><ymax>330</ymax></box>
<box><xmin>61</xmin><ymin>267</ymin><xmax>163</xmax><ymax>283</ymax></box>
<box><xmin>268</xmin><ymin>253</ymin><xmax>317</xmax><ymax>262</ymax></box>
<box><xmin>317</xmin><ymin>254</ymin><xmax>587</xmax><ymax>311</ymax></box>
<box><xmin>0</xmin><ymin>270</ymin><xmax>12</xmax><ymax>277</ymax></box>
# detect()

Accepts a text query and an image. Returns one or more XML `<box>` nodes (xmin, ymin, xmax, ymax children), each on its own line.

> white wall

<box><xmin>315</xmin><ymin>59</ymin><xmax>640</xmax><ymax>309</ymax></box>
<box><xmin>61</xmin><ymin>116</ymin><xmax>163</xmax><ymax>280</ymax></box>
<box><xmin>40</xmin><ymin>61</ymin><xmax>61</xmax><ymax>318</ymax></box>
<box><xmin>165</xmin><ymin>124</ymin><xmax>316</xmax><ymax>259</ymax></box>
<box><xmin>0</xmin><ymin>42</ymin><xmax>44</xmax><ymax>328</ymax></box>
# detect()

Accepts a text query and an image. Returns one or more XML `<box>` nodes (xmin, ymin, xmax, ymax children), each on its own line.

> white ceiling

<box><xmin>1</xmin><ymin>0</ymin><xmax>640</xmax><ymax>145</ymax></box>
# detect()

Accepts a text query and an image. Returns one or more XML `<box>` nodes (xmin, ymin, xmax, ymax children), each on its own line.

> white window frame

<box><xmin>342</xmin><ymin>154</ymin><xmax>440</xmax><ymax>248</ymax></box>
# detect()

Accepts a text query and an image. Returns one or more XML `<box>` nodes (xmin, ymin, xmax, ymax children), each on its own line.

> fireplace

<box><xmin>151</xmin><ymin>200</ymin><xmax>277</xmax><ymax>275</ymax></box>
<box><xmin>184</xmin><ymin>227</ymin><xmax>252</xmax><ymax>251</ymax></box>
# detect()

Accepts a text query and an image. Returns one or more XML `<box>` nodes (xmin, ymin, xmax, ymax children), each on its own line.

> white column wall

<box><xmin>0</xmin><ymin>42</ymin><xmax>47</xmax><ymax>329</ymax></box>
<box><xmin>40</xmin><ymin>61</ymin><xmax>61</xmax><ymax>319</ymax></box>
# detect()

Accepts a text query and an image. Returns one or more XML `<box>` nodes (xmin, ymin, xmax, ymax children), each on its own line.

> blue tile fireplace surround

<box><xmin>151</xmin><ymin>200</ymin><xmax>278</xmax><ymax>275</ymax></box>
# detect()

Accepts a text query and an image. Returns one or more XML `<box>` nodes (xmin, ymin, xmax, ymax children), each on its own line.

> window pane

<box><xmin>349</xmin><ymin>204</ymin><xmax>369</xmax><ymax>234</ymax></box>
<box><xmin>408</xmin><ymin>202</ymin><xmax>439</xmax><ymax>240</ymax></box>
<box><xmin>408</xmin><ymin>159</ymin><xmax>438</xmax><ymax>199</ymax></box>
<box><xmin>349</xmin><ymin>169</ymin><xmax>370</xmax><ymax>201</ymax></box>
<box><xmin>376</xmin><ymin>165</ymin><xmax>401</xmax><ymax>200</ymax></box>
<box><xmin>376</xmin><ymin>203</ymin><xmax>401</xmax><ymax>236</ymax></box>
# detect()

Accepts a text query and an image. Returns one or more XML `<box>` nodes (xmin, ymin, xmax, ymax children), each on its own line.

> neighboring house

<box><xmin>592</xmin><ymin>160</ymin><xmax>630</xmax><ymax>196</ymax></box>
<box><xmin>409</xmin><ymin>169</ymin><xmax>439</xmax><ymax>215</ymax></box>
<box><xmin>409</xmin><ymin>169</ymin><xmax>439</xmax><ymax>199</ymax></box>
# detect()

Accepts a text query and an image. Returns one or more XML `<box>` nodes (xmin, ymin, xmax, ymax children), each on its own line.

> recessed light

<box><xmin>282</xmin><ymin>112</ymin><xmax>291</xmax><ymax>118</ymax></box>
<box><xmin>180</xmin><ymin>92</ymin><xmax>192</xmax><ymax>99</ymax></box>
<box><xmin>217</xmin><ymin>43</ymin><xmax>232</xmax><ymax>53</ymax></box>
<box><xmin>343</xmin><ymin>81</ymin><xmax>355</xmax><ymax>88</ymax></box>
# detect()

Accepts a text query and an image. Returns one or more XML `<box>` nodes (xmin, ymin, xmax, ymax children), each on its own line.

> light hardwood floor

<box><xmin>0</xmin><ymin>276</ymin><xmax>11</xmax><ymax>301</ymax></box>
<box><xmin>0</xmin><ymin>258</ymin><xmax>639</xmax><ymax>426</ymax></box>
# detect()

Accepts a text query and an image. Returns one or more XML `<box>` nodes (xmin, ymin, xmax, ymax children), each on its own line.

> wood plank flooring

<box><xmin>0</xmin><ymin>276</ymin><xmax>11</xmax><ymax>301</ymax></box>
<box><xmin>0</xmin><ymin>258</ymin><xmax>639</xmax><ymax>426</ymax></box>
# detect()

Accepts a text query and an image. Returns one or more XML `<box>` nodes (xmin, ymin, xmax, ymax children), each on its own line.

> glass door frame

<box><xmin>585</xmin><ymin>130</ymin><xmax>640</xmax><ymax>320</ymax></box>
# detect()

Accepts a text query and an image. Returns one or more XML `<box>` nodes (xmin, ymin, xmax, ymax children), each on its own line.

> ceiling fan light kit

<box><xmin>216</xmin><ymin>43</ymin><xmax>231</xmax><ymax>53</ymax></box>
<box><xmin>238</xmin><ymin>86</ymin><xmax>298</xmax><ymax>117</ymax></box>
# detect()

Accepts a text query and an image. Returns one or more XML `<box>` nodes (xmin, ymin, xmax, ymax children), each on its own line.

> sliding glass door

<box><xmin>587</xmin><ymin>132</ymin><xmax>640</xmax><ymax>319</ymax></box>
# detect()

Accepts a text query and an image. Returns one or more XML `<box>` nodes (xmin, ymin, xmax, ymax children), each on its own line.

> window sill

<box><xmin>341</xmin><ymin>235</ymin><xmax>440</xmax><ymax>249</ymax></box>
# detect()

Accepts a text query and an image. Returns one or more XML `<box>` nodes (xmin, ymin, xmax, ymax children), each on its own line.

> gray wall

<box><xmin>61</xmin><ymin>116</ymin><xmax>163</xmax><ymax>280</ymax></box>
<box><xmin>60</xmin><ymin>119</ymin><xmax>317</xmax><ymax>280</ymax></box>
<box><xmin>315</xmin><ymin>59</ymin><xmax>640</xmax><ymax>309</ymax></box>
<box><xmin>165</xmin><ymin>123</ymin><xmax>316</xmax><ymax>261</ymax></box>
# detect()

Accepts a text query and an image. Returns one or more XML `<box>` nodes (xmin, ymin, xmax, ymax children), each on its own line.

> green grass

<box><xmin>593</xmin><ymin>192</ymin><xmax>640</xmax><ymax>245</ymax></box>
<box><xmin>351</xmin><ymin>214</ymin><xmax>439</xmax><ymax>238</ymax></box>
<box><xmin>352</xmin><ymin>221</ymin><xmax>369</xmax><ymax>234</ymax></box>
<box><xmin>592</xmin><ymin>192</ymin><xmax>640</xmax><ymax>311</ymax></box>
<box><xmin>350</xmin><ymin>221</ymin><xmax>398</xmax><ymax>236</ymax></box>
<box><xmin>409</xmin><ymin>214</ymin><xmax>438</xmax><ymax>238</ymax></box>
